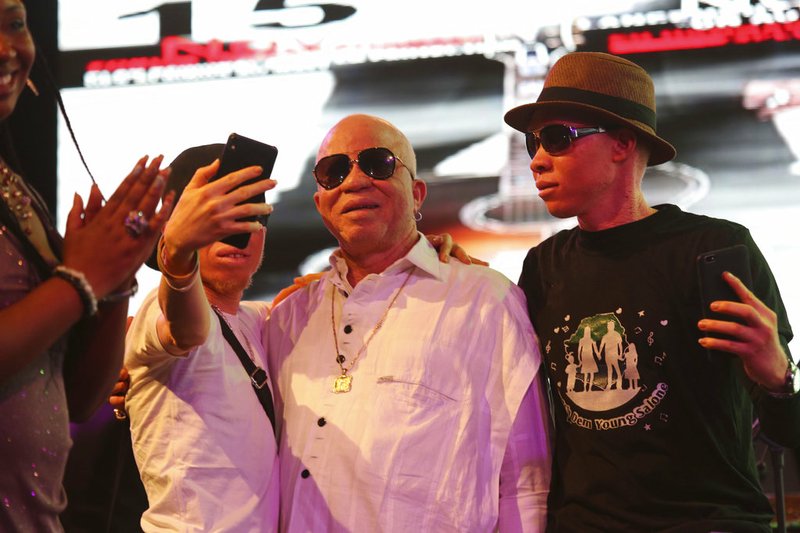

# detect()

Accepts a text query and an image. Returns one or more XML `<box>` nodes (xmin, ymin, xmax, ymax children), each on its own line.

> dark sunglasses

<box><xmin>313</xmin><ymin>147</ymin><xmax>415</xmax><ymax>190</ymax></box>
<box><xmin>525</xmin><ymin>125</ymin><xmax>609</xmax><ymax>158</ymax></box>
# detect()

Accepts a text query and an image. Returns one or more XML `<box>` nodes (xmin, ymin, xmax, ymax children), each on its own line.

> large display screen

<box><xmin>55</xmin><ymin>0</ymin><xmax>800</xmax><ymax>346</ymax></box>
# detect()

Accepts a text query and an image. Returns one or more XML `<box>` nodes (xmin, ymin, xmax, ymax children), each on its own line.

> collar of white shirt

<box><xmin>327</xmin><ymin>233</ymin><xmax>447</xmax><ymax>293</ymax></box>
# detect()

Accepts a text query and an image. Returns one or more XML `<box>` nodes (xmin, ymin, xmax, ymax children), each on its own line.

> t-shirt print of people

<box><xmin>577</xmin><ymin>326</ymin><xmax>598</xmax><ymax>391</ymax></box>
<box><xmin>551</xmin><ymin>310</ymin><xmax>669</xmax><ymax>432</ymax></box>
<box><xmin>561</xmin><ymin>314</ymin><xmax>644</xmax><ymax>412</ymax></box>
<box><xmin>598</xmin><ymin>321</ymin><xmax>623</xmax><ymax>391</ymax></box>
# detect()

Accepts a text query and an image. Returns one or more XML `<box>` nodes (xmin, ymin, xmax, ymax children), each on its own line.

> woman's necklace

<box><xmin>0</xmin><ymin>164</ymin><xmax>34</xmax><ymax>235</ymax></box>
<box><xmin>330</xmin><ymin>267</ymin><xmax>415</xmax><ymax>393</ymax></box>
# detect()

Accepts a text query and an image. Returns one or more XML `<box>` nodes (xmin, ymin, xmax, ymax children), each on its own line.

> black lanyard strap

<box><xmin>213</xmin><ymin>309</ymin><xmax>276</xmax><ymax>433</ymax></box>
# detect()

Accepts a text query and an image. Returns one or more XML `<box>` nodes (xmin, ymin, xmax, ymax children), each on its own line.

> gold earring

<box><xmin>26</xmin><ymin>78</ymin><xmax>40</xmax><ymax>97</ymax></box>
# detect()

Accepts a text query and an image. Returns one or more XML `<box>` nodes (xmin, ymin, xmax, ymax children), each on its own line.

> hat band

<box><xmin>538</xmin><ymin>86</ymin><xmax>657</xmax><ymax>130</ymax></box>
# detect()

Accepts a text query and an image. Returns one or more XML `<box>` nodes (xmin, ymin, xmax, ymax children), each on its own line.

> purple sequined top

<box><xmin>0</xmin><ymin>215</ymin><xmax>71</xmax><ymax>531</ymax></box>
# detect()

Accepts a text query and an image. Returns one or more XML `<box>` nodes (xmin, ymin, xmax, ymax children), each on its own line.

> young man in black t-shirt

<box><xmin>504</xmin><ymin>51</ymin><xmax>800</xmax><ymax>532</ymax></box>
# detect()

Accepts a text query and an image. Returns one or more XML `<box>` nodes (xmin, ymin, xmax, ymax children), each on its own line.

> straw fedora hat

<box><xmin>504</xmin><ymin>52</ymin><xmax>676</xmax><ymax>166</ymax></box>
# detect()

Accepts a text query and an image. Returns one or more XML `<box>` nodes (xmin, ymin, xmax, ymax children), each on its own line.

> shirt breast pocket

<box><xmin>375</xmin><ymin>374</ymin><xmax>458</xmax><ymax>414</ymax></box>
<box><xmin>371</xmin><ymin>334</ymin><xmax>465</xmax><ymax>412</ymax></box>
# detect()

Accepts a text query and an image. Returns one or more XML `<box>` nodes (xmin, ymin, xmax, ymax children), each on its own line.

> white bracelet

<box><xmin>162</xmin><ymin>268</ymin><xmax>200</xmax><ymax>293</ymax></box>
<box><xmin>53</xmin><ymin>265</ymin><xmax>98</xmax><ymax>317</ymax></box>
<box><xmin>157</xmin><ymin>237</ymin><xmax>200</xmax><ymax>293</ymax></box>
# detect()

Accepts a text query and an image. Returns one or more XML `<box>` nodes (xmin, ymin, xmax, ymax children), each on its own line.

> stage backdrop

<box><xmin>54</xmin><ymin>0</ymin><xmax>800</xmax><ymax>351</ymax></box>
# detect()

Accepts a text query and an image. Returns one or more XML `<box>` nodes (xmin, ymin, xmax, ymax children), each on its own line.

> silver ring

<box><xmin>124</xmin><ymin>210</ymin><xmax>148</xmax><ymax>238</ymax></box>
<box><xmin>113</xmin><ymin>408</ymin><xmax>128</xmax><ymax>421</ymax></box>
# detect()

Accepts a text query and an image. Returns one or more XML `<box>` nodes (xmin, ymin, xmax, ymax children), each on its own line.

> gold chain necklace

<box><xmin>330</xmin><ymin>267</ymin><xmax>415</xmax><ymax>393</ymax></box>
<box><xmin>0</xmin><ymin>165</ymin><xmax>34</xmax><ymax>235</ymax></box>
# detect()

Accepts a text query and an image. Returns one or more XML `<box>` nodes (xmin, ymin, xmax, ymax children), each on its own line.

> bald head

<box><xmin>317</xmin><ymin>114</ymin><xmax>417</xmax><ymax>178</ymax></box>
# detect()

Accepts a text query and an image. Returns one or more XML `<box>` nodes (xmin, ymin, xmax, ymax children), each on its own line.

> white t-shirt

<box><xmin>125</xmin><ymin>290</ymin><xmax>279</xmax><ymax>532</ymax></box>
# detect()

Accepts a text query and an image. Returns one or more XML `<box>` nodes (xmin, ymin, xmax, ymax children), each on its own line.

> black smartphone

<box><xmin>211</xmin><ymin>133</ymin><xmax>278</xmax><ymax>249</ymax></box>
<box><xmin>696</xmin><ymin>244</ymin><xmax>753</xmax><ymax>329</ymax></box>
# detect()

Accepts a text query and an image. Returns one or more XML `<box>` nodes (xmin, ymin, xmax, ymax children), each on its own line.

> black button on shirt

<box><xmin>344</xmin><ymin>325</ymin><xmax>353</xmax><ymax>334</ymax></box>
<box><xmin>317</xmin><ymin>417</ymin><xmax>326</xmax><ymax>427</ymax></box>
<box><xmin>301</xmin><ymin>469</ymin><xmax>311</xmax><ymax>479</ymax></box>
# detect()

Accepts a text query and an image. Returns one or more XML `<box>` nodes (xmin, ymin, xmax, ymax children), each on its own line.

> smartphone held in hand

<box><xmin>212</xmin><ymin>133</ymin><xmax>278</xmax><ymax>249</ymax></box>
<box><xmin>696</xmin><ymin>244</ymin><xmax>753</xmax><ymax>334</ymax></box>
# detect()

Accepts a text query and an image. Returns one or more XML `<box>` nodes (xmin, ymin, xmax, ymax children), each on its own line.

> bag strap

<box><xmin>213</xmin><ymin>308</ymin><xmax>276</xmax><ymax>433</ymax></box>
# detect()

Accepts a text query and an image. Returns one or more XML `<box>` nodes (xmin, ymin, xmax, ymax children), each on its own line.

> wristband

<box><xmin>53</xmin><ymin>265</ymin><xmax>98</xmax><ymax>317</ymax></box>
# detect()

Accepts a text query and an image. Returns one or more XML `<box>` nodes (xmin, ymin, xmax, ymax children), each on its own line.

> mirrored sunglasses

<box><xmin>524</xmin><ymin>125</ymin><xmax>609</xmax><ymax>158</ymax></box>
<box><xmin>313</xmin><ymin>147</ymin><xmax>415</xmax><ymax>190</ymax></box>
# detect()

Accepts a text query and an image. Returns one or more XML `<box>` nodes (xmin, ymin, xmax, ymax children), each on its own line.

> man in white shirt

<box><xmin>124</xmin><ymin>145</ymin><xmax>280</xmax><ymax>531</ymax></box>
<box><xmin>266</xmin><ymin>114</ymin><xmax>552</xmax><ymax>532</ymax></box>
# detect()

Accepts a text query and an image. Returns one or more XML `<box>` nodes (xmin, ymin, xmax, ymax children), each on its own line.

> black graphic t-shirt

<box><xmin>519</xmin><ymin>204</ymin><xmax>798</xmax><ymax>532</ymax></box>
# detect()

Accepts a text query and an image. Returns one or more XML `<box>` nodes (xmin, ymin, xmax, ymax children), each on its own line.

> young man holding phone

<box><xmin>505</xmin><ymin>51</ymin><xmax>800</xmax><ymax>531</ymax></box>
<box><xmin>123</xmin><ymin>144</ymin><xmax>280</xmax><ymax>531</ymax></box>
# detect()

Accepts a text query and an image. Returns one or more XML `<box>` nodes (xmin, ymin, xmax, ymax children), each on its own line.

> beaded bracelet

<box><xmin>53</xmin><ymin>265</ymin><xmax>98</xmax><ymax>317</ymax></box>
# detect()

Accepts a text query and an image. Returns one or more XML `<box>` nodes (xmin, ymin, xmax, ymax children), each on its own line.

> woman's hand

<box><xmin>62</xmin><ymin>156</ymin><xmax>174</xmax><ymax>299</ymax></box>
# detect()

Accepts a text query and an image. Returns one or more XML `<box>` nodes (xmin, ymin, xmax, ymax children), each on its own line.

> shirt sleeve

<box><xmin>498</xmin><ymin>374</ymin><xmax>552</xmax><ymax>533</ymax></box>
<box><xmin>124</xmin><ymin>288</ymin><xmax>178</xmax><ymax>367</ymax></box>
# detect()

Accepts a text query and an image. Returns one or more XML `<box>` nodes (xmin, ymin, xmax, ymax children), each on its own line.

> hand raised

<box><xmin>62</xmin><ymin>156</ymin><xmax>174</xmax><ymax>298</ymax></box>
<box><xmin>161</xmin><ymin>159</ymin><xmax>275</xmax><ymax>264</ymax></box>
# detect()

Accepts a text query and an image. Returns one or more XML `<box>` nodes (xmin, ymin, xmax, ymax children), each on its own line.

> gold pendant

<box><xmin>333</xmin><ymin>374</ymin><xmax>353</xmax><ymax>393</ymax></box>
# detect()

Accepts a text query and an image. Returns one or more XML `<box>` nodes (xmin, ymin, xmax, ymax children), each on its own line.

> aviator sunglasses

<box><xmin>313</xmin><ymin>147</ymin><xmax>415</xmax><ymax>190</ymax></box>
<box><xmin>525</xmin><ymin>124</ymin><xmax>609</xmax><ymax>158</ymax></box>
